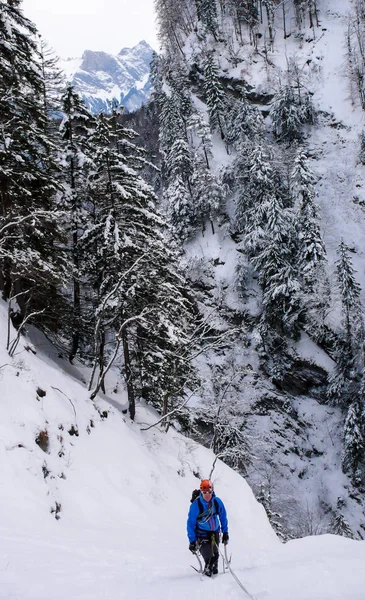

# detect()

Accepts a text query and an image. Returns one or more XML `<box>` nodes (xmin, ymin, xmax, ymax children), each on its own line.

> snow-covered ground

<box><xmin>0</xmin><ymin>299</ymin><xmax>365</xmax><ymax>600</ymax></box>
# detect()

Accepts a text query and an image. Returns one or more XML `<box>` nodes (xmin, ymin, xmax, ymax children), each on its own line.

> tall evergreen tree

<box><xmin>270</xmin><ymin>86</ymin><xmax>304</xmax><ymax>144</ymax></box>
<box><xmin>225</xmin><ymin>96</ymin><xmax>263</xmax><ymax>148</ymax></box>
<box><xmin>86</xmin><ymin>110</ymin><xmax>196</xmax><ymax>419</ymax></box>
<box><xmin>331</xmin><ymin>498</ymin><xmax>354</xmax><ymax>538</ymax></box>
<box><xmin>59</xmin><ymin>86</ymin><xmax>96</xmax><ymax>361</ymax></box>
<box><xmin>192</xmin><ymin>161</ymin><xmax>224</xmax><ymax>232</ymax></box>
<box><xmin>235</xmin><ymin>143</ymin><xmax>276</xmax><ymax>242</ymax></box>
<box><xmin>203</xmin><ymin>54</ymin><xmax>226</xmax><ymax>139</ymax></box>
<box><xmin>187</xmin><ymin>112</ymin><xmax>213</xmax><ymax>169</ymax></box>
<box><xmin>158</xmin><ymin>91</ymin><xmax>186</xmax><ymax>157</ymax></box>
<box><xmin>291</xmin><ymin>148</ymin><xmax>328</xmax><ymax>335</ymax></box>
<box><xmin>164</xmin><ymin>175</ymin><xmax>193</xmax><ymax>239</ymax></box>
<box><xmin>200</xmin><ymin>0</ymin><xmax>219</xmax><ymax>39</ymax></box>
<box><xmin>327</xmin><ymin>241</ymin><xmax>363</xmax><ymax>406</ymax></box>
<box><xmin>335</xmin><ymin>240</ymin><xmax>363</xmax><ymax>349</ymax></box>
<box><xmin>0</xmin><ymin>0</ymin><xmax>65</xmax><ymax>332</ymax></box>
<box><xmin>38</xmin><ymin>39</ymin><xmax>64</xmax><ymax>125</ymax></box>
<box><xmin>252</xmin><ymin>194</ymin><xmax>302</xmax><ymax>336</ymax></box>
<box><xmin>342</xmin><ymin>401</ymin><xmax>364</xmax><ymax>483</ymax></box>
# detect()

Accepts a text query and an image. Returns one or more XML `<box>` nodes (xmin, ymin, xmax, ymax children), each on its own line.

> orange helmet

<box><xmin>200</xmin><ymin>479</ymin><xmax>213</xmax><ymax>492</ymax></box>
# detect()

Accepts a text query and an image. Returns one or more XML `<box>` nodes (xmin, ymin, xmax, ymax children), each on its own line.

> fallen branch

<box><xmin>8</xmin><ymin>308</ymin><xmax>46</xmax><ymax>357</ymax></box>
<box><xmin>51</xmin><ymin>386</ymin><xmax>77</xmax><ymax>417</ymax></box>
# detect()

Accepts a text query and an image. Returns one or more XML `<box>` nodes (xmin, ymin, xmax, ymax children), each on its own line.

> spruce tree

<box><xmin>200</xmin><ymin>0</ymin><xmax>219</xmax><ymax>39</ymax></box>
<box><xmin>331</xmin><ymin>498</ymin><xmax>354</xmax><ymax>538</ymax></box>
<box><xmin>203</xmin><ymin>54</ymin><xmax>226</xmax><ymax>140</ymax></box>
<box><xmin>335</xmin><ymin>240</ymin><xmax>362</xmax><ymax>348</ymax></box>
<box><xmin>164</xmin><ymin>175</ymin><xmax>193</xmax><ymax>239</ymax></box>
<box><xmin>252</xmin><ymin>194</ymin><xmax>302</xmax><ymax>336</ymax></box>
<box><xmin>187</xmin><ymin>112</ymin><xmax>213</xmax><ymax>169</ymax></box>
<box><xmin>342</xmin><ymin>401</ymin><xmax>364</xmax><ymax>483</ymax></box>
<box><xmin>225</xmin><ymin>96</ymin><xmax>263</xmax><ymax>148</ymax></box>
<box><xmin>292</xmin><ymin>148</ymin><xmax>328</xmax><ymax>336</ymax></box>
<box><xmin>327</xmin><ymin>240</ymin><xmax>363</xmax><ymax>406</ymax></box>
<box><xmin>38</xmin><ymin>39</ymin><xmax>64</xmax><ymax>125</ymax></box>
<box><xmin>192</xmin><ymin>161</ymin><xmax>224</xmax><ymax>233</ymax></box>
<box><xmin>0</xmin><ymin>0</ymin><xmax>65</xmax><ymax>332</ymax></box>
<box><xmin>86</xmin><ymin>110</ymin><xmax>196</xmax><ymax>418</ymax></box>
<box><xmin>235</xmin><ymin>143</ymin><xmax>276</xmax><ymax>242</ymax></box>
<box><xmin>59</xmin><ymin>86</ymin><xmax>96</xmax><ymax>361</ymax></box>
<box><xmin>270</xmin><ymin>86</ymin><xmax>304</xmax><ymax>144</ymax></box>
<box><xmin>159</xmin><ymin>92</ymin><xmax>185</xmax><ymax>152</ymax></box>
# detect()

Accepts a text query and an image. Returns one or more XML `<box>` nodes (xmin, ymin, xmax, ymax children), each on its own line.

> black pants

<box><xmin>197</xmin><ymin>532</ymin><xmax>219</xmax><ymax>569</ymax></box>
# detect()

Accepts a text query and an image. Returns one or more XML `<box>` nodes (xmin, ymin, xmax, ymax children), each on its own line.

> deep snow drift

<box><xmin>0</xmin><ymin>299</ymin><xmax>364</xmax><ymax>599</ymax></box>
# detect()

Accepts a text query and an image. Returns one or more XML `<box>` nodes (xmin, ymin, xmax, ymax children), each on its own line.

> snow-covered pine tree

<box><xmin>327</xmin><ymin>240</ymin><xmax>363</xmax><ymax>406</ymax></box>
<box><xmin>0</xmin><ymin>0</ymin><xmax>65</xmax><ymax>334</ymax></box>
<box><xmin>225</xmin><ymin>95</ymin><xmax>264</xmax><ymax>149</ymax></box>
<box><xmin>164</xmin><ymin>175</ymin><xmax>193</xmax><ymax>239</ymax></box>
<box><xmin>331</xmin><ymin>498</ymin><xmax>354</xmax><ymax>538</ymax></box>
<box><xmin>291</xmin><ymin>147</ymin><xmax>329</xmax><ymax>337</ymax></box>
<box><xmin>59</xmin><ymin>86</ymin><xmax>96</xmax><ymax>361</ymax></box>
<box><xmin>158</xmin><ymin>91</ymin><xmax>187</xmax><ymax>158</ymax></box>
<box><xmin>86</xmin><ymin>110</ymin><xmax>197</xmax><ymax>419</ymax></box>
<box><xmin>252</xmin><ymin>194</ymin><xmax>302</xmax><ymax>337</ymax></box>
<box><xmin>203</xmin><ymin>53</ymin><xmax>226</xmax><ymax>140</ymax></box>
<box><xmin>166</xmin><ymin>138</ymin><xmax>194</xmax><ymax>192</ymax></box>
<box><xmin>199</xmin><ymin>0</ymin><xmax>219</xmax><ymax>40</ymax></box>
<box><xmin>331</xmin><ymin>512</ymin><xmax>354</xmax><ymax>538</ymax></box>
<box><xmin>150</xmin><ymin>51</ymin><xmax>164</xmax><ymax>108</ymax></box>
<box><xmin>191</xmin><ymin>160</ymin><xmax>225</xmax><ymax>233</ymax></box>
<box><xmin>158</xmin><ymin>83</ymin><xmax>197</xmax><ymax>238</ymax></box>
<box><xmin>38</xmin><ymin>39</ymin><xmax>64</xmax><ymax>126</ymax></box>
<box><xmin>335</xmin><ymin>240</ymin><xmax>363</xmax><ymax>355</ymax></box>
<box><xmin>270</xmin><ymin>86</ymin><xmax>304</xmax><ymax>144</ymax></box>
<box><xmin>270</xmin><ymin>57</ymin><xmax>316</xmax><ymax>145</ymax></box>
<box><xmin>235</xmin><ymin>142</ymin><xmax>276</xmax><ymax>246</ymax></box>
<box><xmin>342</xmin><ymin>401</ymin><xmax>364</xmax><ymax>484</ymax></box>
<box><xmin>187</xmin><ymin>112</ymin><xmax>213</xmax><ymax>169</ymax></box>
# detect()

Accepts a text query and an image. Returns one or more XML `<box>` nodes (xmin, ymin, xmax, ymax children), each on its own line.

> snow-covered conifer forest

<box><xmin>1</xmin><ymin>0</ymin><xmax>365</xmax><ymax>597</ymax></box>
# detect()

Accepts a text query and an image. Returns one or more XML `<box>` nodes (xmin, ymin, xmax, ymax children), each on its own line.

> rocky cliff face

<box><xmin>60</xmin><ymin>40</ymin><xmax>153</xmax><ymax>113</ymax></box>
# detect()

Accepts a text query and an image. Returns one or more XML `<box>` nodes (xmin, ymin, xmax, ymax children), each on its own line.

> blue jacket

<box><xmin>187</xmin><ymin>492</ymin><xmax>228</xmax><ymax>543</ymax></box>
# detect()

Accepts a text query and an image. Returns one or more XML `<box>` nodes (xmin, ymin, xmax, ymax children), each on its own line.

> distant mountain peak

<box><xmin>60</xmin><ymin>41</ymin><xmax>153</xmax><ymax>114</ymax></box>
<box><xmin>119</xmin><ymin>39</ymin><xmax>152</xmax><ymax>54</ymax></box>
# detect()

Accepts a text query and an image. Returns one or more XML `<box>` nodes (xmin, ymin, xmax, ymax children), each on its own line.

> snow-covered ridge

<box><xmin>59</xmin><ymin>40</ymin><xmax>153</xmax><ymax>113</ymax></box>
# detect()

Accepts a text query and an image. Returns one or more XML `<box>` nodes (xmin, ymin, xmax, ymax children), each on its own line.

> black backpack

<box><xmin>190</xmin><ymin>489</ymin><xmax>200</xmax><ymax>503</ymax></box>
<box><xmin>190</xmin><ymin>488</ymin><xmax>219</xmax><ymax>517</ymax></box>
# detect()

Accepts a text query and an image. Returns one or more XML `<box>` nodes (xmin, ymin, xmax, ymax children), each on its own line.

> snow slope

<box><xmin>0</xmin><ymin>300</ymin><xmax>365</xmax><ymax>599</ymax></box>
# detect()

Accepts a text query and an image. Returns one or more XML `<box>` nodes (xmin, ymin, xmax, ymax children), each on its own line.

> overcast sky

<box><xmin>21</xmin><ymin>0</ymin><xmax>159</xmax><ymax>58</ymax></box>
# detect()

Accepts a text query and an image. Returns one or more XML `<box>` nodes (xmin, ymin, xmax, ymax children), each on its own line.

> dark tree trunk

<box><xmin>122</xmin><ymin>328</ymin><xmax>135</xmax><ymax>420</ymax></box>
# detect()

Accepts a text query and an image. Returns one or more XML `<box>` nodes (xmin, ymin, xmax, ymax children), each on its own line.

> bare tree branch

<box><xmin>51</xmin><ymin>386</ymin><xmax>77</xmax><ymax>417</ymax></box>
<box><xmin>140</xmin><ymin>387</ymin><xmax>201</xmax><ymax>431</ymax></box>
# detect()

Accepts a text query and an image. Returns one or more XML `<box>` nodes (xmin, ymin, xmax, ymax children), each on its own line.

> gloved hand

<box><xmin>189</xmin><ymin>541</ymin><xmax>197</xmax><ymax>553</ymax></box>
<box><xmin>222</xmin><ymin>532</ymin><xmax>229</xmax><ymax>545</ymax></box>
